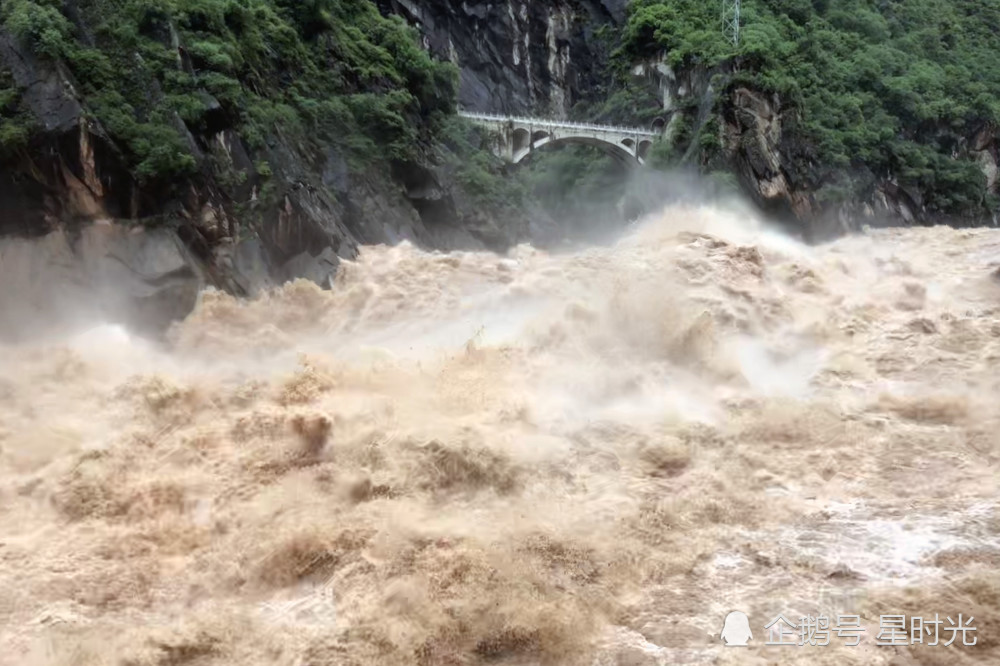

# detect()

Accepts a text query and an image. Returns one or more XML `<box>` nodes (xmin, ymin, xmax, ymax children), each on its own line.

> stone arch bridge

<box><xmin>459</xmin><ymin>111</ymin><xmax>661</xmax><ymax>167</ymax></box>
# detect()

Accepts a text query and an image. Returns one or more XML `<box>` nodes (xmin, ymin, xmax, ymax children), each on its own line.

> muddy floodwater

<box><xmin>2</xmin><ymin>205</ymin><xmax>1000</xmax><ymax>665</ymax></box>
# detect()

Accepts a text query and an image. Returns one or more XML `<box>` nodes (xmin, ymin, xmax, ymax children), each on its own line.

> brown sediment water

<box><xmin>2</xmin><ymin>205</ymin><xmax>1000</xmax><ymax>665</ymax></box>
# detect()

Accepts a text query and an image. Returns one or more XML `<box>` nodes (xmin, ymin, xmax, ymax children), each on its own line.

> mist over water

<box><xmin>3</xmin><ymin>203</ymin><xmax>1000</xmax><ymax>665</ymax></box>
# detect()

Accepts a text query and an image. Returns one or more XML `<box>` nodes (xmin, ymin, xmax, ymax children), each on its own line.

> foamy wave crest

<box><xmin>3</xmin><ymin>205</ymin><xmax>1000</xmax><ymax>665</ymax></box>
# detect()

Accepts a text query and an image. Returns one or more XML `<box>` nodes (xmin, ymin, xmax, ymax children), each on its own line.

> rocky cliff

<box><xmin>588</xmin><ymin>48</ymin><xmax>1000</xmax><ymax>241</ymax></box>
<box><xmin>0</xmin><ymin>0</ymin><xmax>564</xmax><ymax>339</ymax></box>
<box><xmin>384</xmin><ymin>1</ymin><xmax>999</xmax><ymax>240</ymax></box>
<box><xmin>615</xmin><ymin>0</ymin><xmax>1000</xmax><ymax>237</ymax></box>
<box><xmin>4</xmin><ymin>0</ymin><xmax>999</xmax><ymax>341</ymax></box>
<box><xmin>377</xmin><ymin>0</ymin><xmax>626</xmax><ymax>118</ymax></box>
<box><xmin>719</xmin><ymin>84</ymin><xmax>999</xmax><ymax>239</ymax></box>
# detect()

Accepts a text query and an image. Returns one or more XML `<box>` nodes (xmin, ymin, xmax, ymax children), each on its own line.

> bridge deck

<box><xmin>458</xmin><ymin>111</ymin><xmax>658</xmax><ymax>137</ymax></box>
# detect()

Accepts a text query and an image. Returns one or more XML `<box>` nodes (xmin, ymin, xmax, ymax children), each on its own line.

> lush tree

<box><xmin>0</xmin><ymin>0</ymin><xmax>458</xmax><ymax>181</ymax></box>
<box><xmin>618</xmin><ymin>0</ymin><xmax>1000</xmax><ymax>215</ymax></box>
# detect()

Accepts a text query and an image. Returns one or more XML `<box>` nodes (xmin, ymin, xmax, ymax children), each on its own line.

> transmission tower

<box><xmin>722</xmin><ymin>0</ymin><xmax>741</xmax><ymax>46</ymax></box>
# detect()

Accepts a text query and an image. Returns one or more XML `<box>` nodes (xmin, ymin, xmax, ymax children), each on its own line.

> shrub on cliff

<box><xmin>0</xmin><ymin>0</ymin><xmax>458</xmax><ymax>183</ymax></box>
<box><xmin>617</xmin><ymin>0</ymin><xmax>1000</xmax><ymax>217</ymax></box>
<box><xmin>0</xmin><ymin>67</ymin><xmax>32</xmax><ymax>156</ymax></box>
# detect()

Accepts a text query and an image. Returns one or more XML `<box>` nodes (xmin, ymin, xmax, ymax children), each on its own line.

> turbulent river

<box><xmin>2</xmin><ymin>204</ymin><xmax>1000</xmax><ymax>665</ymax></box>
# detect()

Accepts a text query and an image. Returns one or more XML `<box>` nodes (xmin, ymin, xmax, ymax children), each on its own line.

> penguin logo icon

<box><xmin>721</xmin><ymin>610</ymin><xmax>753</xmax><ymax>647</ymax></box>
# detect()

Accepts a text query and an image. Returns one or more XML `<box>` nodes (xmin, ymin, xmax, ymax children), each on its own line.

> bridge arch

<box><xmin>512</xmin><ymin>127</ymin><xmax>531</xmax><ymax>156</ymax></box>
<box><xmin>513</xmin><ymin>135</ymin><xmax>640</xmax><ymax>167</ymax></box>
<box><xmin>457</xmin><ymin>111</ymin><xmax>660</xmax><ymax>167</ymax></box>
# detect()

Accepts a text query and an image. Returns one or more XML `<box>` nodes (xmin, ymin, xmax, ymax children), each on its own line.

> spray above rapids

<box><xmin>2</xmin><ymin>205</ymin><xmax>1000</xmax><ymax>666</ymax></box>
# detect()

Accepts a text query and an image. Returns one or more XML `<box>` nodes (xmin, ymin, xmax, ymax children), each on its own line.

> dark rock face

<box><xmin>720</xmin><ymin>87</ymin><xmax>819</xmax><ymax>234</ymax></box>
<box><xmin>0</xmin><ymin>31</ymin><xmax>138</xmax><ymax>233</ymax></box>
<box><xmin>378</xmin><ymin>0</ymin><xmax>624</xmax><ymax>117</ymax></box>
<box><xmin>0</xmin><ymin>32</ymin><xmax>81</xmax><ymax>135</ymax></box>
<box><xmin>720</xmin><ymin>87</ymin><xmax>1000</xmax><ymax>238</ymax></box>
<box><xmin>0</xmin><ymin>225</ymin><xmax>201</xmax><ymax>341</ymax></box>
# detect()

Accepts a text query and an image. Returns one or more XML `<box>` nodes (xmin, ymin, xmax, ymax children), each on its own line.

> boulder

<box><xmin>0</xmin><ymin>225</ymin><xmax>201</xmax><ymax>341</ymax></box>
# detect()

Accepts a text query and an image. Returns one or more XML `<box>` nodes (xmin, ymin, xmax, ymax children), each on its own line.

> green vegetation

<box><xmin>572</xmin><ymin>84</ymin><xmax>663</xmax><ymax>126</ymax></box>
<box><xmin>0</xmin><ymin>0</ymin><xmax>457</xmax><ymax>182</ymax></box>
<box><xmin>618</xmin><ymin>0</ymin><xmax>732</xmax><ymax>70</ymax></box>
<box><xmin>439</xmin><ymin>116</ymin><xmax>529</xmax><ymax>210</ymax></box>
<box><xmin>616</xmin><ymin>0</ymin><xmax>1000</xmax><ymax>215</ymax></box>
<box><xmin>5</xmin><ymin>0</ymin><xmax>998</xmax><ymax>221</ymax></box>
<box><xmin>516</xmin><ymin>144</ymin><xmax>628</xmax><ymax>224</ymax></box>
<box><xmin>643</xmin><ymin>136</ymin><xmax>676</xmax><ymax>170</ymax></box>
<box><xmin>0</xmin><ymin>66</ymin><xmax>32</xmax><ymax>155</ymax></box>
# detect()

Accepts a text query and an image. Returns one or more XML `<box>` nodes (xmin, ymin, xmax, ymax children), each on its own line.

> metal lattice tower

<box><xmin>722</xmin><ymin>0</ymin><xmax>741</xmax><ymax>46</ymax></box>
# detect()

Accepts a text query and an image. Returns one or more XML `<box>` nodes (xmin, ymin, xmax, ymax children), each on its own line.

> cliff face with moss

<box><xmin>602</xmin><ymin>0</ymin><xmax>1000</xmax><ymax>236</ymax></box>
<box><xmin>0</xmin><ymin>0</ymin><xmax>560</xmax><ymax>330</ymax></box>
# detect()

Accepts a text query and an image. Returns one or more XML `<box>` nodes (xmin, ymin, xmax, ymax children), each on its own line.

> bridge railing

<box><xmin>458</xmin><ymin>111</ymin><xmax>659</xmax><ymax>137</ymax></box>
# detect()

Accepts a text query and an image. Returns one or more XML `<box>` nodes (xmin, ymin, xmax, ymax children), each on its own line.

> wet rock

<box><xmin>229</xmin><ymin>238</ymin><xmax>275</xmax><ymax>296</ymax></box>
<box><xmin>723</xmin><ymin>87</ymin><xmax>816</xmax><ymax>228</ymax></box>
<box><xmin>281</xmin><ymin>247</ymin><xmax>340</xmax><ymax>289</ymax></box>
<box><xmin>0</xmin><ymin>224</ymin><xmax>201</xmax><ymax>341</ymax></box>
